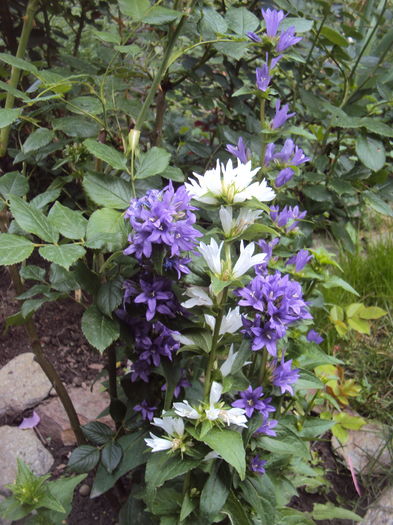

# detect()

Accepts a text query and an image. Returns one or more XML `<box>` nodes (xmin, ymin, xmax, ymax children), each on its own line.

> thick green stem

<box><xmin>134</xmin><ymin>13</ymin><xmax>188</xmax><ymax>132</ymax></box>
<box><xmin>203</xmin><ymin>288</ymin><xmax>228</xmax><ymax>401</ymax></box>
<box><xmin>0</xmin><ymin>0</ymin><xmax>39</xmax><ymax>157</ymax></box>
<box><xmin>259</xmin><ymin>97</ymin><xmax>266</xmax><ymax>169</ymax></box>
<box><xmin>258</xmin><ymin>349</ymin><xmax>268</xmax><ymax>385</ymax></box>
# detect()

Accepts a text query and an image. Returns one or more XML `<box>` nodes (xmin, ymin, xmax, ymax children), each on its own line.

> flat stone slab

<box><xmin>362</xmin><ymin>486</ymin><xmax>393</xmax><ymax>524</ymax></box>
<box><xmin>332</xmin><ymin>421</ymin><xmax>391</xmax><ymax>474</ymax></box>
<box><xmin>0</xmin><ymin>353</ymin><xmax>52</xmax><ymax>417</ymax></box>
<box><xmin>36</xmin><ymin>382</ymin><xmax>112</xmax><ymax>446</ymax></box>
<box><xmin>0</xmin><ymin>426</ymin><xmax>54</xmax><ymax>489</ymax></box>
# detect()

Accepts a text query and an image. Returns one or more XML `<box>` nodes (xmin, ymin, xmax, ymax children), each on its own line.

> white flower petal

<box><xmin>182</xmin><ymin>286</ymin><xmax>213</xmax><ymax>308</ymax></box>
<box><xmin>173</xmin><ymin>401</ymin><xmax>200</xmax><ymax>420</ymax></box>
<box><xmin>219</xmin><ymin>206</ymin><xmax>233</xmax><ymax>235</ymax></box>
<box><xmin>145</xmin><ymin>433</ymin><xmax>173</xmax><ymax>452</ymax></box>
<box><xmin>209</xmin><ymin>381</ymin><xmax>223</xmax><ymax>405</ymax></box>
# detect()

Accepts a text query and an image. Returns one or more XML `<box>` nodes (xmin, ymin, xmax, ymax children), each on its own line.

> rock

<box><xmin>36</xmin><ymin>382</ymin><xmax>112</xmax><ymax>446</ymax></box>
<box><xmin>0</xmin><ymin>353</ymin><xmax>52</xmax><ymax>417</ymax></box>
<box><xmin>79</xmin><ymin>483</ymin><xmax>90</xmax><ymax>497</ymax></box>
<box><xmin>0</xmin><ymin>426</ymin><xmax>54</xmax><ymax>490</ymax></box>
<box><xmin>332</xmin><ymin>421</ymin><xmax>392</xmax><ymax>474</ymax></box>
<box><xmin>362</xmin><ymin>486</ymin><xmax>393</xmax><ymax>525</ymax></box>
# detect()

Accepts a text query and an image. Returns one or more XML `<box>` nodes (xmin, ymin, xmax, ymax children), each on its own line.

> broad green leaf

<box><xmin>358</xmin><ymin>305</ymin><xmax>387</xmax><ymax>320</ymax></box>
<box><xmin>48</xmin><ymin>202</ymin><xmax>87</xmax><ymax>240</ymax></box>
<box><xmin>276</xmin><ymin>508</ymin><xmax>316</xmax><ymax>525</ymax></box>
<box><xmin>295</xmin><ymin>370</ymin><xmax>325</xmax><ymax>391</ymax></box>
<box><xmin>52</xmin><ymin>116</ymin><xmax>100</xmax><ymax>138</ymax></box>
<box><xmin>92</xmin><ymin>30</ymin><xmax>121</xmax><ymax>44</ymax></box>
<box><xmin>22</xmin><ymin>128</ymin><xmax>54</xmax><ymax>154</ymax></box>
<box><xmin>0</xmin><ymin>80</ymin><xmax>30</xmax><ymax>102</ymax></box>
<box><xmin>86</xmin><ymin>208</ymin><xmax>128</xmax><ymax>252</ymax></box>
<box><xmin>17</xmin><ymin>283</ymin><xmax>50</xmax><ymax>299</ymax></box>
<box><xmin>241</xmin><ymin>477</ymin><xmax>276</xmax><ymax>525</ymax></box>
<box><xmin>39</xmin><ymin>244</ymin><xmax>86</xmax><ymax>271</ymax></box>
<box><xmin>360</xmin><ymin>118</ymin><xmax>393</xmax><ymax>138</ymax></box>
<box><xmin>91</xmin><ymin>431</ymin><xmax>147</xmax><ymax>497</ymax></box>
<box><xmin>46</xmin><ymin>474</ymin><xmax>87</xmax><ymax>519</ymax></box>
<box><xmin>214</xmin><ymin>41</ymin><xmax>249</xmax><ymax>61</ymax></box>
<box><xmin>9</xmin><ymin>196</ymin><xmax>59</xmax><ymax>243</ymax></box>
<box><xmin>280</xmin><ymin>17</ymin><xmax>314</xmax><ymax>33</ymax></box>
<box><xmin>200</xmin><ymin>463</ymin><xmax>229</xmax><ymax>518</ymax></box>
<box><xmin>222</xmin><ymin>492</ymin><xmax>253</xmax><ymax>525</ymax></box>
<box><xmin>347</xmin><ymin>317</ymin><xmax>370</xmax><ymax>334</ymax></box>
<box><xmin>119</xmin><ymin>495</ymin><xmax>152</xmax><ymax>525</ymax></box>
<box><xmin>202</xmin><ymin>8</ymin><xmax>228</xmax><ymax>34</ymax></box>
<box><xmin>68</xmin><ymin>445</ymin><xmax>100</xmax><ymax>473</ymax></box>
<box><xmin>31</xmin><ymin>188</ymin><xmax>61</xmax><ymax>210</ymax></box>
<box><xmin>257</xmin><ymin>429</ymin><xmax>309</xmax><ymax>459</ymax></box>
<box><xmin>49</xmin><ymin>264</ymin><xmax>79</xmax><ymax>292</ymax></box>
<box><xmin>0</xmin><ymin>108</ymin><xmax>22</xmax><ymax>129</ymax></box>
<box><xmin>101</xmin><ymin>442</ymin><xmax>123</xmax><ymax>474</ymax></box>
<box><xmin>363</xmin><ymin>190</ymin><xmax>393</xmax><ymax>217</ymax></box>
<box><xmin>118</xmin><ymin>0</ymin><xmax>150</xmax><ymax>19</ymax></box>
<box><xmin>145</xmin><ymin>452</ymin><xmax>200</xmax><ymax>495</ymax></box>
<box><xmin>21</xmin><ymin>297</ymin><xmax>52</xmax><ymax>318</ymax></box>
<box><xmin>322</xmin><ymin>276</ymin><xmax>359</xmax><ymax>296</ymax></box>
<box><xmin>242</xmin><ymin>223</ymin><xmax>278</xmax><ymax>240</ymax></box>
<box><xmin>299</xmin><ymin>418</ymin><xmax>335</xmax><ymax>439</ymax></box>
<box><xmin>0</xmin><ymin>234</ymin><xmax>35</xmax><ymax>265</ymax></box>
<box><xmin>83</xmin><ymin>173</ymin><xmax>132</xmax><ymax>209</ymax></box>
<box><xmin>84</xmin><ymin>139</ymin><xmax>127</xmax><ymax>171</ymax></box>
<box><xmin>151</xmin><ymin>488</ymin><xmax>182</xmax><ymax>516</ymax></box>
<box><xmin>160</xmin><ymin>166</ymin><xmax>184</xmax><ymax>182</ymax></box>
<box><xmin>143</xmin><ymin>6</ymin><xmax>181</xmax><ymax>24</ymax></box>
<box><xmin>20</xmin><ymin>264</ymin><xmax>45</xmax><ymax>281</ymax></box>
<box><xmin>356</xmin><ymin>135</ymin><xmax>385</xmax><ymax>172</ymax></box>
<box><xmin>82</xmin><ymin>421</ymin><xmax>114</xmax><ymax>445</ymax></box>
<box><xmin>97</xmin><ymin>277</ymin><xmax>124</xmax><ymax>317</ymax></box>
<box><xmin>303</xmin><ymin>185</ymin><xmax>332</xmax><ymax>202</ymax></box>
<box><xmin>0</xmin><ymin>52</ymin><xmax>38</xmax><ymax>74</ymax></box>
<box><xmin>320</xmin><ymin>26</ymin><xmax>349</xmax><ymax>47</ymax></box>
<box><xmin>226</xmin><ymin>7</ymin><xmax>259</xmax><ymax>35</ymax></box>
<box><xmin>69</xmin><ymin>96</ymin><xmax>103</xmax><ymax>115</ymax></box>
<box><xmin>180</xmin><ymin>491</ymin><xmax>196</xmax><ymax>521</ymax></box>
<box><xmin>82</xmin><ymin>305</ymin><xmax>120</xmax><ymax>352</ymax></box>
<box><xmin>0</xmin><ymin>172</ymin><xmax>28</xmax><ymax>197</ymax></box>
<box><xmin>200</xmin><ymin>428</ymin><xmax>246</xmax><ymax>480</ymax></box>
<box><xmin>312</xmin><ymin>503</ymin><xmax>362</xmax><ymax>521</ymax></box>
<box><xmin>136</xmin><ymin>147</ymin><xmax>171</xmax><ymax>179</ymax></box>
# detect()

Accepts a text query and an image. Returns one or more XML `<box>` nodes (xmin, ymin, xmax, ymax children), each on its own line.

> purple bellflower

<box><xmin>162</xmin><ymin>370</ymin><xmax>191</xmax><ymax>398</ymax></box>
<box><xmin>134</xmin><ymin>400</ymin><xmax>157</xmax><ymax>421</ymax></box>
<box><xmin>277</xmin><ymin>26</ymin><xmax>302</xmax><ymax>52</ymax></box>
<box><xmin>270</xmin><ymin>205</ymin><xmax>307</xmax><ymax>232</ymax></box>
<box><xmin>255</xmin><ymin>238</ymin><xmax>280</xmax><ymax>274</ymax></box>
<box><xmin>271</xmin><ymin>100</ymin><xmax>295</xmax><ymax>129</ymax></box>
<box><xmin>273</xmin><ymin>357</ymin><xmax>299</xmax><ymax>395</ymax></box>
<box><xmin>255</xmin><ymin>416</ymin><xmax>278</xmax><ymax>436</ymax></box>
<box><xmin>246</xmin><ymin>31</ymin><xmax>262</xmax><ymax>42</ymax></box>
<box><xmin>286</xmin><ymin>249</ymin><xmax>312</xmax><ymax>272</ymax></box>
<box><xmin>231</xmin><ymin>386</ymin><xmax>266</xmax><ymax>418</ymax></box>
<box><xmin>307</xmin><ymin>329</ymin><xmax>324</xmax><ymax>344</ymax></box>
<box><xmin>261</xmin><ymin>8</ymin><xmax>285</xmax><ymax>37</ymax></box>
<box><xmin>226</xmin><ymin>137</ymin><xmax>251</xmax><ymax>164</ymax></box>
<box><xmin>256</xmin><ymin>64</ymin><xmax>271</xmax><ymax>92</ymax></box>
<box><xmin>250</xmin><ymin>455</ymin><xmax>267</xmax><ymax>474</ymax></box>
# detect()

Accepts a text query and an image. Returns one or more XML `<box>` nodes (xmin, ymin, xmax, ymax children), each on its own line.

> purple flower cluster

<box><xmin>124</xmin><ymin>182</ymin><xmax>201</xmax><ymax>277</ymax></box>
<box><xmin>270</xmin><ymin>205</ymin><xmax>307</xmax><ymax>233</ymax></box>
<box><xmin>286</xmin><ymin>249</ymin><xmax>312</xmax><ymax>272</ymax></box>
<box><xmin>247</xmin><ymin>8</ymin><xmax>302</xmax><ymax>52</ymax></box>
<box><xmin>226</xmin><ymin>137</ymin><xmax>251</xmax><ymax>164</ymax></box>
<box><xmin>255</xmin><ymin>55</ymin><xmax>281</xmax><ymax>92</ymax></box>
<box><xmin>255</xmin><ymin>238</ymin><xmax>280</xmax><ymax>274</ymax></box>
<box><xmin>134</xmin><ymin>400</ymin><xmax>157</xmax><ymax>421</ymax></box>
<box><xmin>265</xmin><ymin>139</ymin><xmax>310</xmax><ymax>186</ymax></box>
<box><xmin>231</xmin><ymin>386</ymin><xmax>275</xmax><ymax>419</ymax></box>
<box><xmin>271</xmin><ymin>100</ymin><xmax>295</xmax><ymax>130</ymax></box>
<box><xmin>235</xmin><ymin>271</ymin><xmax>311</xmax><ymax>355</ymax></box>
<box><xmin>249</xmin><ymin>455</ymin><xmax>267</xmax><ymax>475</ymax></box>
<box><xmin>273</xmin><ymin>357</ymin><xmax>299</xmax><ymax>395</ymax></box>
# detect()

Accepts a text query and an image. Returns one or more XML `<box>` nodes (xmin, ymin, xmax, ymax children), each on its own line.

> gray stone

<box><xmin>0</xmin><ymin>353</ymin><xmax>52</xmax><ymax>417</ymax></box>
<box><xmin>362</xmin><ymin>486</ymin><xmax>393</xmax><ymax>525</ymax></box>
<box><xmin>0</xmin><ymin>426</ymin><xmax>54</xmax><ymax>490</ymax></box>
<box><xmin>332</xmin><ymin>421</ymin><xmax>392</xmax><ymax>474</ymax></box>
<box><xmin>36</xmin><ymin>382</ymin><xmax>113</xmax><ymax>446</ymax></box>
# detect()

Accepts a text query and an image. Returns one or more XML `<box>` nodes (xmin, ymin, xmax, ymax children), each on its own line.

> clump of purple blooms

<box><xmin>249</xmin><ymin>455</ymin><xmax>267</xmax><ymax>475</ymax></box>
<box><xmin>270</xmin><ymin>205</ymin><xmax>307</xmax><ymax>232</ymax></box>
<box><xmin>235</xmin><ymin>271</ymin><xmax>311</xmax><ymax>355</ymax></box>
<box><xmin>124</xmin><ymin>181</ymin><xmax>201</xmax><ymax>277</ymax></box>
<box><xmin>273</xmin><ymin>357</ymin><xmax>300</xmax><ymax>395</ymax></box>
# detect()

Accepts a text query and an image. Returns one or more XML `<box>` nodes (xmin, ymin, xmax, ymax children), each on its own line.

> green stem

<box><xmin>203</xmin><ymin>288</ymin><xmax>228</xmax><ymax>401</ymax></box>
<box><xmin>134</xmin><ymin>12</ymin><xmax>188</xmax><ymax>132</ymax></box>
<box><xmin>0</xmin><ymin>0</ymin><xmax>39</xmax><ymax>157</ymax></box>
<box><xmin>300</xmin><ymin>12</ymin><xmax>328</xmax><ymax>80</ymax></box>
<box><xmin>299</xmin><ymin>390</ymin><xmax>319</xmax><ymax>428</ymax></box>
<box><xmin>258</xmin><ymin>348</ymin><xmax>268</xmax><ymax>385</ymax></box>
<box><xmin>259</xmin><ymin>97</ymin><xmax>266</xmax><ymax>169</ymax></box>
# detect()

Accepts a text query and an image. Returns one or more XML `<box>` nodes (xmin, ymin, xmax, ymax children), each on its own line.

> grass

<box><xmin>316</xmin><ymin>234</ymin><xmax>393</xmax><ymax>425</ymax></box>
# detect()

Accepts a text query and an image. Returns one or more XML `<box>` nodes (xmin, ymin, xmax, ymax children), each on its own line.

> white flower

<box><xmin>145</xmin><ymin>433</ymin><xmax>174</xmax><ymax>452</ymax></box>
<box><xmin>182</xmin><ymin>286</ymin><xmax>213</xmax><ymax>309</ymax></box>
<box><xmin>198</xmin><ymin>238</ymin><xmax>224</xmax><ymax>275</ymax></box>
<box><xmin>173</xmin><ymin>401</ymin><xmax>200</xmax><ymax>420</ymax></box>
<box><xmin>205</xmin><ymin>381</ymin><xmax>247</xmax><ymax>428</ymax></box>
<box><xmin>185</xmin><ymin>159</ymin><xmax>275</xmax><ymax>204</ymax></box>
<box><xmin>172</xmin><ymin>333</ymin><xmax>194</xmax><ymax>346</ymax></box>
<box><xmin>152</xmin><ymin>416</ymin><xmax>184</xmax><ymax>436</ymax></box>
<box><xmin>220</xmin><ymin>344</ymin><xmax>252</xmax><ymax>377</ymax></box>
<box><xmin>203</xmin><ymin>451</ymin><xmax>221</xmax><ymax>461</ymax></box>
<box><xmin>219</xmin><ymin>206</ymin><xmax>233</xmax><ymax>235</ymax></box>
<box><xmin>220</xmin><ymin>207</ymin><xmax>263</xmax><ymax>237</ymax></box>
<box><xmin>232</xmin><ymin>241</ymin><xmax>266</xmax><ymax>279</ymax></box>
<box><xmin>204</xmin><ymin>307</ymin><xmax>242</xmax><ymax>336</ymax></box>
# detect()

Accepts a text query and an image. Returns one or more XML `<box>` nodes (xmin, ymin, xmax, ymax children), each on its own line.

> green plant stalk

<box><xmin>0</xmin><ymin>0</ymin><xmax>39</xmax><ymax>157</ymax></box>
<box><xmin>259</xmin><ymin>97</ymin><xmax>266</xmax><ymax>169</ymax></box>
<box><xmin>300</xmin><ymin>12</ymin><xmax>328</xmax><ymax>80</ymax></box>
<box><xmin>203</xmin><ymin>287</ymin><xmax>228</xmax><ymax>401</ymax></box>
<box><xmin>134</xmin><ymin>13</ymin><xmax>188</xmax><ymax>132</ymax></box>
<box><xmin>4</xmin><ymin>262</ymin><xmax>85</xmax><ymax>445</ymax></box>
<box><xmin>258</xmin><ymin>348</ymin><xmax>268</xmax><ymax>385</ymax></box>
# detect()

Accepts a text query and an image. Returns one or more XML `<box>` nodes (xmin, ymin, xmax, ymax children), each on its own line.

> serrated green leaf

<box><xmin>280</xmin><ymin>17</ymin><xmax>314</xmax><ymax>33</ymax></box>
<box><xmin>82</xmin><ymin>305</ymin><xmax>120</xmax><ymax>352</ymax></box>
<box><xmin>84</xmin><ymin>139</ymin><xmax>127</xmax><ymax>171</ymax></box>
<box><xmin>363</xmin><ymin>190</ymin><xmax>393</xmax><ymax>217</ymax></box>
<box><xmin>20</xmin><ymin>264</ymin><xmax>45</xmax><ymax>281</ymax></box>
<box><xmin>83</xmin><ymin>173</ymin><xmax>132</xmax><ymax>209</ymax></box>
<box><xmin>49</xmin><ymin>264</ymin><xmax>79</xmax><ymax>292</ymax></box>
<box><xmin>136</xmin><ymin>147</ymin><xmax>171</xmax><ymax>179</ymax></box>
<box><xmin>118</xmin><ymin>0</ymin><xmax>150</xmax><ymax>19</ymax></box>
<box><xmin>322</xmin><ymin>276</ymin><xmax>359</xmax><ymax>296</ymax></box>
<box><xmin>82</xmin><ymin>421</ymin><xmax>114</xmax><ymax>445</ymax></box>
<box><xmin>202</xmin><ymin>8</ymin><xmax>228</xmax><ymax>34</ymax></box>
<box><xmin>22</xmin><ymin>128</ymin><xmax>54</xmax><ymax>154</ymax></box>
<box><xmin>48</xmin><ymin>202</ymin><xmax>87</xmax><ymax>240</ymax></box>
<box><xmin>320</xmin><ymin>26</ymin><xmax>349</xmax><ymax>47</ymax></box>
<box><xmin>0</xmin><ymin>52</ymin><xmax>38</xmax><ymax>74</ymax></box>
<box><xmin>0</xmin><ymin>234</ymin><xmax>35</xmax><ymax>265</ymax></box>
<box><xmin>9</xmin><ymin>196</ymin><xmax>59</xmax><ymax>243</ymax></box>
<box><xmin>222</xmin><ymin>491</ymin><xmax>253</xmax><ymax>525</ymax></box>
<box><xmin>358</xmin><ymin>305</ymin><xmax>387</xmax><ymax>320</ymax></box>
<box><xmin>142</xmin><ymin>6</ymin><xmax>181</xmax><ymax>24</ymax></box>
<box><xmin>96</xmin><ymin>277</ymin><xmax>124</xmax><ymax>317</ymax></box>
<box><xmin>0</xmin><ymin>108</ymin><xmax>22</xmax><ymax>129</ymax></box>
<box><xmin>242</xmin><ymin>223</ymin><xmax>278</xmax><ymax>240</ymax></box>
<box><xmin>39</xmin><ymin>244</ymin><xmax>86</xmax><ymax>270</ymax></box>
<box><xmin>101</xmin><ymin>442</ymin><xmax>123</xmax><ymax>474</ymax></box>
<box><xmin>226</xmin><ymin>7</ymin><xmax>259</xmax><ymax>35</ymax></box>
<box><xmin>52</xmin><ymin>116</ymin><xmax>100</xmax><ymax>138</ymax></box>
<box><xmin>200</xmin><ymin>428</ymin><xmax>246</xmax><ymax>480</ymax></box>
<box><xmin>200</xmin><ymin>463</ymin><xmax>229</xmax><ymax>518</ymax></box>
<box><xmin>145</xmin><ymin>452</ymin><xmax>200</xmax><ymax>496</ymax></box>
<box><xmin>356</xmin><ymin>135</ymin><xmax>385</xmax><ymax>172</ymax></box>
<box><xmin>69</xmin><ymin>96</ymin><xmax>103</xmax><ymax>115</ymax></box>
<box><xmin>295</xmin><ymin>370</ymin><xmax>325</xmax><ymax>391</ymax></box>
<box><xmin>86</xmin><ymin>208</ymin><xmax>128</xmax><ymax>252</ymax></box>
<box><xmin>0</xmin><ymin>172</ymin><xmax>28</xmax><ymax>198</ymax></box>
<box><xmin>347</xmin><ymin>317</ymin><xmax>370</xmax><ymax>334</ymax></box>
<box><xmin>68</xmin><ymin>445</ymin><xmax>100</xmax><ymax>473</ymax></box>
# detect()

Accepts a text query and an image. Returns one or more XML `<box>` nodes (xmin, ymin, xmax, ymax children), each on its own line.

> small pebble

<box><xmin>79</xmin><ymin>483</ymin><xmax>90</xmax><ymax>496</ymax></box>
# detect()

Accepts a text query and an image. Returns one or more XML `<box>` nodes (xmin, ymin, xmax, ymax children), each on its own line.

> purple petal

<box><xmin>19</xmin><ymin>411</ymin><xmax>40</xmax><ymax>429</ymax></box>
